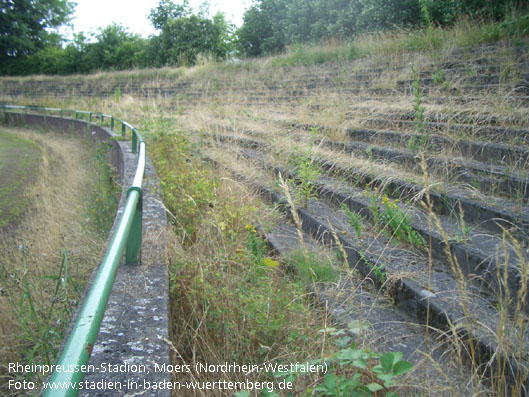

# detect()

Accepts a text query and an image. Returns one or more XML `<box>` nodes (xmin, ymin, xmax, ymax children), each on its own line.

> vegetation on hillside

<box><xmin>2</xmin><ymin>1</ymin><xmax>529</xmax><ymax>394</ymax></box>
<box><xmin>0</xmin><ymin>130</ymin><xmax>41</xmax><ymax>229</ymax></box>
<box><xmin>0</xmin><ymin>0</ymin><xmax>527</xmax><ymax>75</ymax></box>
<box><xmin>237</xmin><ymin>0</ymin><xmax>522</xmax><ymax>56</ymax></box>
<box><xmin>0</xmin><ymin>129</ymin><xmax>119</xmax><ymax>394</ymax></box>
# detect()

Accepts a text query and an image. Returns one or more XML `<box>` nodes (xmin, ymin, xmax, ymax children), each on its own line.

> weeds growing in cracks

<box><xmin>407</xmin><ymin>66</ymin><xmax>429</xmax><ymax>152</ymax></box>
<box><xmin>287</xmin><ymin>126</ymin><xmax>322</xmax><ymax>208</ymax></box>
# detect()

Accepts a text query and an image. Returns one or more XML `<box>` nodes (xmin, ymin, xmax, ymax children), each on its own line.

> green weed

<box><xmin>359</xmin><ymin>250</ymin><xmax>386</xmax><ymax>284</ymax></box>
<box><xmin>432</xmin><ymin>68</ymin><xmax>446</xmax><ymax>85</ymax></box>
<box><xmin>113</xmin><ymin>86</ymin><xmax>122</xmax><ymax>102</ymax></box>
<box><xmin>286</xmin><ymin>249</ymin><xmax>338</xmax><ymax>284</ymax></box>
<box><xmin>288</xmin><ymin>126</ymin><xmax>322</xmax><ymax>208</ymax></box>
<box><xmin>269</xmin><ymin>323</ymin><xmax>412</xmax><ymax>396</ymax></box>
<box><xmin>379</xmin><ymin>196</ymin><xmax>426</xmax><ymax>249</ymax></box>
<box><xmin>342</xmin><ymin>203</ymin><xmax>364</xmax><ymax>239</ymax></box>
<box><xmin>410</xmin><ymin>66</ymin><xmax>429</xmax><ymax>151</ymax></box>
<box><xmin>0</xmin><ymin>245</ymin><xmax>86</xmax><ymax>387</ymax></box>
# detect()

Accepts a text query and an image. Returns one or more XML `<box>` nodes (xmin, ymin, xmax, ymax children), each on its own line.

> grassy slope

<box><xmin>0</xmin><ymin>128</ymin><xmax>118</xmax><ymax>394</ymax></box>
<box><xmin>0</xmin><ymin>129</ymin><xmax>41</xmax><ymax>229</ymax></box>
<box><xmin>1</xmin><ymin>13</ymin><xmax>528</xmax><ymax>396</ymax></box>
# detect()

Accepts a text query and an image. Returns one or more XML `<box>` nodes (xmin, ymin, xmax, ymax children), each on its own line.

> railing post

<box><xmin>131</xmin><ymin>129</ymin><xmax>138</xmax><ymax>153</ymax></box>
<box><xmin>111</xmin><ymin>116</ymin><xmax>114</xmax><ymax>130</ymax></box>
<box><xmin>89</xmin><ymin>112</ymin><xmax>92</xmax><ymax>122</ymax></box>
<box><xmin>121</xmin><ymin>121</ymin><xmax>126</xmax><ymax>136</ymax></box>
<box><xmin>75</xmin><ymin>111</ymin><xmax>79</xmax><ymax>120</ymax></box>
<box><xmin>60</xmin><ymin>109</ymin><xmax>63</xmax><ymax>118</ymax></box>
<box><xmin>125</xmin><ymin>187</ymin><xmax>142</xmax><ymax>265</ymax></box>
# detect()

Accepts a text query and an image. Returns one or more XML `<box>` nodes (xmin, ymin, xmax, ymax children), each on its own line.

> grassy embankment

<box><xmin>1</xmin><ymin>9</ymin><xmax>529</xmax><ymax>396</ymax></box>
<box><xmin>0</xmin><ymin>128</ymin><xmax>118</xmax><ymax>395</ymax></box>
<box><xmin>0</xmin><ymin>130</ymin><xmax>41</xmax><ymax>230</ymax></box>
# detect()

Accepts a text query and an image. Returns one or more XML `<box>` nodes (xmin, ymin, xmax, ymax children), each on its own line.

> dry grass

<box><xmin>0</xmin><ymin>128</ymin><xmax>109</xmax><ymax>393</ymax></box>
<box><xmin>0</xmin><ymin>26</ymin><xmax>528</xmax><ymax>395</ymax></box>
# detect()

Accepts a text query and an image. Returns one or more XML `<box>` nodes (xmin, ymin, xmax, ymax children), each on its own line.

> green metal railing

<box><xmin>1</xmin><ymin>105</ymin><xmax>145</xmax><ymax>396</ymax></box>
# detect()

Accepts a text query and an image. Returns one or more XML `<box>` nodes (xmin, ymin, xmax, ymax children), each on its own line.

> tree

<box><xmin>356</xmin><ymin>0</ymin><xmax>422</xmax><ymax>32</ymax></box>
<box><xmin>149</xmin><ymin>0</ymin><xmax>191</xmax><ymax>30</ymax></box>
<box><xmin>84</xmin><ymin>24</ymin><xmax>146</xmax><ymax>71</ymax></box>
<box><xmin>0</xmin><ymin>0</ymin><xmax>75</xmax><ymax>70</ymax></box>
<box><xmin>148</xmin><ymin>0</ymin><xmax>234</xmax><ymax>66</ymax></box>
<box><xmin>237</xmin><ymin>0</ymin><xmax>287</xmax><ymax>56</ymax></box>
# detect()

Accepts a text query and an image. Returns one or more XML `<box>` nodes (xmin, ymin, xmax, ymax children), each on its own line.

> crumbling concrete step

<box><xmin>211</xmin><ymin>152</ymin><xmax>529</xmax><ymax>394</ymax></box>
<box><xmin>230</xmin><ymin>144</ymin><xmax>527</xmax><ymax>311</ymax></box>
<box><xmin>260</xmin><ymin>216</ymin><xmax>476</xmax><ymax>394</ymax></box>
<box><xmin>363</xmin><ymin>117</ymin><xmax>529</xmax><ymax>142</ymax></box>
<box><xmin>205</xmin><ymin>129</ymin><xmax>529</xmax><ymax>237</ymax></box>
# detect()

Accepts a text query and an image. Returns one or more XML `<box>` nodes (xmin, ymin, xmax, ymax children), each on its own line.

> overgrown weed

<box><xmin>148</xmin><ymin>114</ymin><xmax>336</xmax><ymax>392</ymax></box>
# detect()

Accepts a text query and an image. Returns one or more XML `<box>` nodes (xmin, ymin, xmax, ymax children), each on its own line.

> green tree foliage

<box><xmin>148</xmin><ymin>0</ymin><xmax>234</xmax><ymax>66</ymax></box>
<box><xmin>419</xmin><ymin>0</ymin><xmax>518</xmax><ymax>26</ymax></box>
<box><xmin>356</xmin><ymin>0</ymin><xmax>422</xmax><ymax>32</ymax></box>
<box><xmin>149</xmin><ymin>0</ymin><xmax>191</xmax><ymax>30</ymax></box>
<box><xmin>84</xmin><ymin>24</ymin><xmax>146</xmax><ymax>71</ymax></box>
<box><xmin>0</xmin><ymin>0</ymin><xmax>75</xmax><ymax>73</ymax></box>
<box><xmin>0</xmin><ymin>0</ymin><xmax>523</xmax><ymax>74</ymax></box>
<box><xmin>237</xmin><ymin>0</ymin><xmax>521</xmax><ymax>56</ymax></box>
<box><xmin>0</xmin><ymin>0</ymin><xmax>234</xmax><ymax>74</ymax></box>
<box><xmin>13</xmin><ymin>25</ymin><xmax>147</xmax><ymax>75</ymax></box>
<box><xmin>237</xmin><ymin>0</ymin><xmax>287</xmax><ymax>56</ymax></box>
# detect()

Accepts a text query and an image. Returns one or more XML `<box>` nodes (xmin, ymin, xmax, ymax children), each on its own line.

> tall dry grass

<box><xmin>0</xmin><ymin>128</ymin><xmax>111</xmax><ymax>394</ymax></box>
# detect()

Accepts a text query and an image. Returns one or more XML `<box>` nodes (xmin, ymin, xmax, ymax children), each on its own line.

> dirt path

<box><xmin>0</xmin><ymin>129</ymin><xmax>41</xmax><ymax>229</ymax></box>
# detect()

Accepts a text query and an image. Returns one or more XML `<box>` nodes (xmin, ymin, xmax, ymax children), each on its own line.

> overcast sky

<box><xmin>65</xmin><ymin>0</ymin><xmax>251</xmax><ymax>39</ymax></box>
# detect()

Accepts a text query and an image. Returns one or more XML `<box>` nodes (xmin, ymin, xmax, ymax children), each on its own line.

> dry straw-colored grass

<box><xmin>1</xmin><ymin>22</ymin><xmax>528</xmax><ymax>394</ymax></box>
<box><xmin>0</xmin><ymin>128</ymin><xmax>106</xmax><ymax>393</ymax></box>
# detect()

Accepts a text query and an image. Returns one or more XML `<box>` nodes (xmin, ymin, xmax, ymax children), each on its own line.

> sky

<box><xmin>65</xmin><ymin>0</ymin><xmax>251</xmax><ymax>39</ymax></box>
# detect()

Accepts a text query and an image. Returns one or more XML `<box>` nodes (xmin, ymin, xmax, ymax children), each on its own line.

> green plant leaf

<box><xmin>336</xmin><ymin>347</ymin><xmax>362</xmax><ymax>362</ymax></box>
<box><xmin>393</xmin><ymin>360</ymin><xmax>413</xmax><ymax>375</ymax></box>
<box><xmin>347</xmin><ymin>319</ymin><xmax>370</xmax><ymax>335</ymax></box>
<box><xmin>380</xmin><ymin>352</ymin><xmax>394</xmax><ymax>373</ymax></box>
<box><xmin>366</xmin><ymin>382</ymin><xmax>384</xmax><ymax>392</ymax></box>
<box><xmin>335</xmin><ymin>336</ymin><xmax>352</xmax><ymax>348</ymax></box>
<box><xmin>376</xmin><ymin>373</ymin><xmax>394</xmax><ymax>383</ymax></box>
<box><xmin>262</xmin><ymin>257</ymin><xmax>280</xmax><ymax>268</ymax></box>
<box><xmin>392</xmin><ymin>351</ymin><xmax>403</xmax><ymax>364</ymax></box>
<box><xmin>353</xmin><ymin>358</ymin><xmax>367</xmax><ymax>369</ymax></box>
<box><xmin>322</xmin><ymin>372</ymin><xmax>338</xmax><ymax>394</ymax></box>
<box><xmin>234</xmin><ymin>391</ymin><xmax>251</xmax><ymax>397</ymax></box>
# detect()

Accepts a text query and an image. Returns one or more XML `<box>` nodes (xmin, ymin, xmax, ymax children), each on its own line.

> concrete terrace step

<box><xmin>259</xmin><ymin>207</ymin><xmax>476</xmax><ymax>394</ymax></box>
<box><xmin>212</xmin><ymin>121</ymin><xmax>529</xmax><ymax>201</ymax></box>
<box><xmin>204</xmin><ymin>127</ymin><xmax>529</xmax><ymax>240</ymax></box>
<box><xmin>229</xmin><ymin>143</ymin><xmax>528</xmax><ymax>308</ymax></box>
<box><xmin>208</xmin><ymin>148</ymin><xmax>529</xmax><ymax>393</ymax></box>
<box><xmin>283</xmin><ymin>121</ymin><xmax>529</xmax><ymax>166</ymax></box>
<box><xmin>344</xmin><ymin>110</ymin><xmax>529</xmax><ymax>128</ymax></box>
<box><xmin>362</xmin><ymin>117</ymin><xmax>529</xmax><ymax>142</ymax></box>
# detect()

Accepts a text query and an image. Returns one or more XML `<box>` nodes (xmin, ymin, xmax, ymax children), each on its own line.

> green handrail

<box><xmin>1</xmin><ymin>105</ymin><xmax>145</xmax><ymax>396</ymax></box>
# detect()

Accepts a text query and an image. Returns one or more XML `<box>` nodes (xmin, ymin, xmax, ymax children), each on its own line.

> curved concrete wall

<box><xmin>1</xmin><ymin>113</ymin><xmax>171</xmax><ymax>396</ymax></box>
